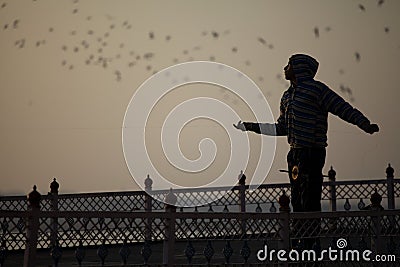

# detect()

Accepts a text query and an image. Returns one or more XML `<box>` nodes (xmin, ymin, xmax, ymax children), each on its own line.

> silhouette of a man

<box><xmin>234</xmin><ymin>54</ymin><xmax>379</xmax><ymax>246</ymax></box>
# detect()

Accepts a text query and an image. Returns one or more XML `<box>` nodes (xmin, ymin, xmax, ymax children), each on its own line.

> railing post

<box><xmin>50</xmin><ymin>178</ymin><xmax>59</xmax><ymax>247</ymax></box>
<box><xmin>370</xmin><ymin>189</ymin><xmax>383</xmax><ymax>255</ymax></box>
<box><xmin>163</xmin><ymin>188</ymin><xmax>177</xmax><ymax>266</ymax></box>
<box><xmin>328</xmin><ymin>166</ymin><xmax>336</xmax><ymax>212</ymax></box>
<box><xmin>238</xmin><ymin>170</ymin><xmax>246</xmax><ymax>213</ymax></box>
<box><xmin>24</xmin><ymin>185</ymin><xmax>41</xmax><ymax>267</ymax></box>
<box><xmin>278</xmin><ymin>190</ymin><xmax>290</xmax><ymax>256</ymax></box>
<box><xmin>144</xmin><ymin>175</ymin><xmax>153</xmax><ymax>241</ymax></box>
<box><xmin>238</xmin><ymin>171</ymin><xmax>247</xmax><ymax>237</ymax></box>
<box><xmin>386</xmin><ymin>164</ymin><xmax>395</xmax><ymax>210</ymax></box>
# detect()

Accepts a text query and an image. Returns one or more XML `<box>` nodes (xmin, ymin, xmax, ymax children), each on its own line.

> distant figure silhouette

<box><xmin>234</xmin><ymin>54</ymin><xmax>379</xmax><ymax>247</ymax></box>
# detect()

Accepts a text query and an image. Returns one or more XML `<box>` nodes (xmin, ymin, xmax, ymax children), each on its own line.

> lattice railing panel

<box><xmin>175</xmin><ymin>214</ymin><xmax>282</xmax><ymax>242</ymax></box>
<box><xmin>244</xmin><ymin>218</ymin><xmax>281</xmax><ymax>240</ymax></box>
<box><xmin>2</xmin><ymin>179</ymin><xmax>399</xmax><ymax>214</ymax></box>
<box><xmin>380</xmin><ymin>214</ymin><xmax>400</xmax><ymax>236</ymax></box>
<box><xmin>151</xmin><ymin>189</ymin><xmax>238</xmax><ymax>208</ymax></box>
<box><xmin>246</xmin><ymin>184</ymin><xmax>290</xmax><ymax>204</ymax></box>
<box><xmin>321</xmin><ymin>184</ymin><xmax>331</xmax><ymax>200</ymax></box>
<box><xmin>291</xmin><ymin>215</ymin><xmax>373</xmax><ymax>240</ymax></box>
<box><xmin>35</xmin><ymin>215</ymin><xmax>156</xmax><ymax>249</ymax></box>
<box><xmin>394</xmin><ymin>181</ymin><xmax>400</xmax><ymax>197</ymax></box>
<box><xmin>57</xmin><ymin>193</ymin><xmax>146</xmax><ymax>211</ymax></box>
<box><xmin>0</xmin><ymin>197</ymin><xmax>28</xmax><ymax>211</ymax></box>
<box><xmin>335</xmin><ymin>182</ymin><xmax>387</xmax><ymax>200</ymax></box>
<box><xmin>176</xmin><ymin>217</ymin><xmax>243</xmax><ymax>240</ymax></box>
<box><xmin>0</xmin><ymin>216</ymin><xmax>27</xmax><ymax>250</ymax></box>
<box><xmin>210</xmin><ymin>189</ymin><xmax>240</xmax><ymax>206</ymax></box>
<box><xmin>149</xmin><ymin>193</ymin><xmax>167</xmax><ymax>210</ymax></box>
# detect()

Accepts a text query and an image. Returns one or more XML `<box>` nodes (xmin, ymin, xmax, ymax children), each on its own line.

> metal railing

<box><xmin>0</xmin><ymin>164</ymin><xmax>399</xmax><ymax>266</ymax></box>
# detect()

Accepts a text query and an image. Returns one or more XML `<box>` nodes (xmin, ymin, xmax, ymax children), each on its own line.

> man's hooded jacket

<box><xmin>244</xmin><ymin>54</ymin><xmax>370</xmax><ymax>147</ymax></box>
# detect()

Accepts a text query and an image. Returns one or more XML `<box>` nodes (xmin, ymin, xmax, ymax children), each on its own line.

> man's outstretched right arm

<box><xmin>233</xmin><ymin>97</ymin><xmax>287</xmax><ymax>136</ymax></box>
<box><xmin>242</xmin><ymin>117</ymin><xmax>286</xmax><ymax>136</ymax></box>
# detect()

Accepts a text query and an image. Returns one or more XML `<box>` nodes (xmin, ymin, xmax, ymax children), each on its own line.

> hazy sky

<box><xmin>1</xmin><ymin>0</ymin><xmax>399</xmax><ymax>195</ymax></box>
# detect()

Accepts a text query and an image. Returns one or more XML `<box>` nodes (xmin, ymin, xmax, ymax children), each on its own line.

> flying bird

<box><xmin>13</xmin><ymin>19</ymin><xmax>20</xmax><ymax>29</ymax></box>
<box><xmin>358</xmin><ymin>4</ymin><xmax>366</xmax><ymax>12</ymax></box>
<box><xmin>384</xmin><ymin>27</ymin><xmax>390</xmax><ymax>33</ymax></box>
<box><xmin>355</xmin><ymin>52</ymin><xmax>361</xmax><ymax>62</ymax></box>
<box><xmin>143</xmin><ymin>52</ymin><xmax>154</xmax><ymax>59</ymax></box>
<box><xmin>211</xmin><ymin>31</ymin><xmax>219</xmax><ymax>38</ymax></box>
<box><xmin>257</xmin><ymin>37</ymin><xmax>266</xmax><ymax>45</ymax></box>
<box><xmin>114</xmin><ymin>70</ymin><xmax>122</xmax><ymax>82</ymax></box>
<box><xmin>313</xmin><ymin>27</ymin><xmax>319</xmax><ymax>38</ymax></box>
<box><xmin>377</xmin><ymin>0</ymin><xmax>384</xmax><ymax>7</ymax></box>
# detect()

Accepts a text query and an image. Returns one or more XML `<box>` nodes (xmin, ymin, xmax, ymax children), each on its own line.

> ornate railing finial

<box><xmin>50</xmin><ymin>178</ymin><xmax>59</xmax><ymax>194</ymax></box>
<box><xmin>370</xmin><ymin>188</ymin><xmax>382</xmax><ymax>208</ymax></box>
<box><xmin>386</xmin><ymin>164</ymin><xmax>394</xmax><ymax>178</ymax></box>
<box><xmin>279</xmin><ymin>190</ymin><xmax>290</xmax><ymax>212</ymax></box>
<box><xmin>27</xmin><ymin>185</ymin><xmax>41</xmax><ymax>209</ymax></box>
<box><xmin>164</xmin><ymin>188</ymin><xmax>177</xmax><ymax>208</ymax></box>
<box><xmin>238</xmin><ymin>170</ymin><xmax>246</xmax><ymax>186</ymax></box>
<box><xmin>144</xmin><ymin>174</ymin><xmax>153</xmax><ymax>191</ymax></box>
<box><xmin>328</xmin><ymin>166</ymin><xmax>336</xmax><ymax>181</ymax></box>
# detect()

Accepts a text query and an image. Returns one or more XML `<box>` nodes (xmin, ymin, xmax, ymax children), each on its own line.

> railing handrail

<box><xmin>3</xmin><ymin>208</ymin><xmax>399</xmax><ymax>220</ymax></box>
<box><xmin>1</xmin><ymin>178</ymin><xmax>397</xmax><ymax>200</ymax></box>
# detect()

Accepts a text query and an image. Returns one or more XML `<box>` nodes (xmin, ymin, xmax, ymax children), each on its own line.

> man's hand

<box><xmin>360</xmin><ymin>122</ymin><xmax>379</xmax><ymax>134</ymax></box>
<box><xmin>233</xmin><ymin>120</ymin><xmax>246</xmax><ymax>131</ymax></box>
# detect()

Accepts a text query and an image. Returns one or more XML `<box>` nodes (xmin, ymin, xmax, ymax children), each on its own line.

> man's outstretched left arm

<box><xmin>321</xmin><ymin>88</ymin><xmax>379</xmax><ymax>134</ymax></box>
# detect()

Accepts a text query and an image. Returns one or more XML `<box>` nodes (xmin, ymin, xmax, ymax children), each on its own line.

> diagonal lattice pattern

<box><xmin>0</xmin><ymin>216</ymin><xmax>27</xmax><ymax>250</ymax></box>
<box><xmin>34</xmin><ymin>215</ymin><xmax>156</xmax><ymax>249</ymax></box>
<box><xmin>394</xmin><ymin>180</ymin><xmax>400</xmax><ymax>197</ymax></box>
<box><xmin>291</xmin><ymin>215</ymin><xmax>373</xmax><ymax>240</ymax></box>
<box><xmin>0</xmin><ymin>197</ymin><xmax>28</xmax><ymax>211</ymax></box>
<box><xmin>1</xmin><ymin>180</ymin><xmax>399</xmax><ymax>214</ymax></box>
<box><xmin>246</xmin><ymin>184</ymin><xmax>291</xmax><ymax>204</ymax></box>
<box><xmin>57</xmin><ymin>193</ymin><xmax>146</xmax><ymax>212</ymax></box>
<box><xmin>335</xmin><ymin>181</ymin><xmax>387</xmax><ymax>200</ymax></box>
<box><xmin>380</xmin><ymin>214</ymin><xmax>400</xmax><ymax>235</ymax></box>
<box><xmin>175</xmin><ymin>215</ymin><xmax>282</xmax><ymax>242</ymax></box>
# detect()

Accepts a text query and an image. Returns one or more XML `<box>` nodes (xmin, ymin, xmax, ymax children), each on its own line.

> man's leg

<box><xmin>299</xmin><ymin>148</ymin><xmax>326</xmax><ymax>250</ymax></box>
<box><xmin>288</xmin><ymin>149</ymin><xmax>302</xmax><ymax>212</ymax></box>
<box><xmin>302</xmin><ymin>148</ymin><xmax>326</xmax><ymax>212</ymax></box>
<box><xmin>287</xmin><ymin>149</ymin><xmax>303</xmax><ymax>249</ymax></box>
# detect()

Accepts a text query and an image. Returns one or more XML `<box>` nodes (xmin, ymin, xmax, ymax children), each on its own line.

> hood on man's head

<box><xmin>289</xmin><ymin>54</ymin><xmax>319</xmax><ymax>82</ymax></box>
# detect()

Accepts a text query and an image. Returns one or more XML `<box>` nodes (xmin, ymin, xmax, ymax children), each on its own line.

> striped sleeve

<box><xmin>243</xmin><ymin>122</ymin><xmax>279</xmax><ymax>136</ymax></box>
<box><xmin>320</xmin><ymin>87</ymin><xmax>369</xmax><ymax>127</ymax></box>
<box><xmin>243</xmin><ymin>94</ymin><xmax>287</xmax><ymax>136</ymax></box>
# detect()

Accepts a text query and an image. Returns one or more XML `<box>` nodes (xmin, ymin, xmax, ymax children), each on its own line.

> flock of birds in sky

<box><xmin>1</xmin><ymin>0</ymin><xmax>395</xmax><ymax>104</ymax></box>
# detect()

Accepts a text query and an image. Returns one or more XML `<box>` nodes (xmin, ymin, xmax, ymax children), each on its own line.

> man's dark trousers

<box><xmin>287</xmin><ymin>147</ymin><xmax>326</xmax><ymax>249</ymax></box>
